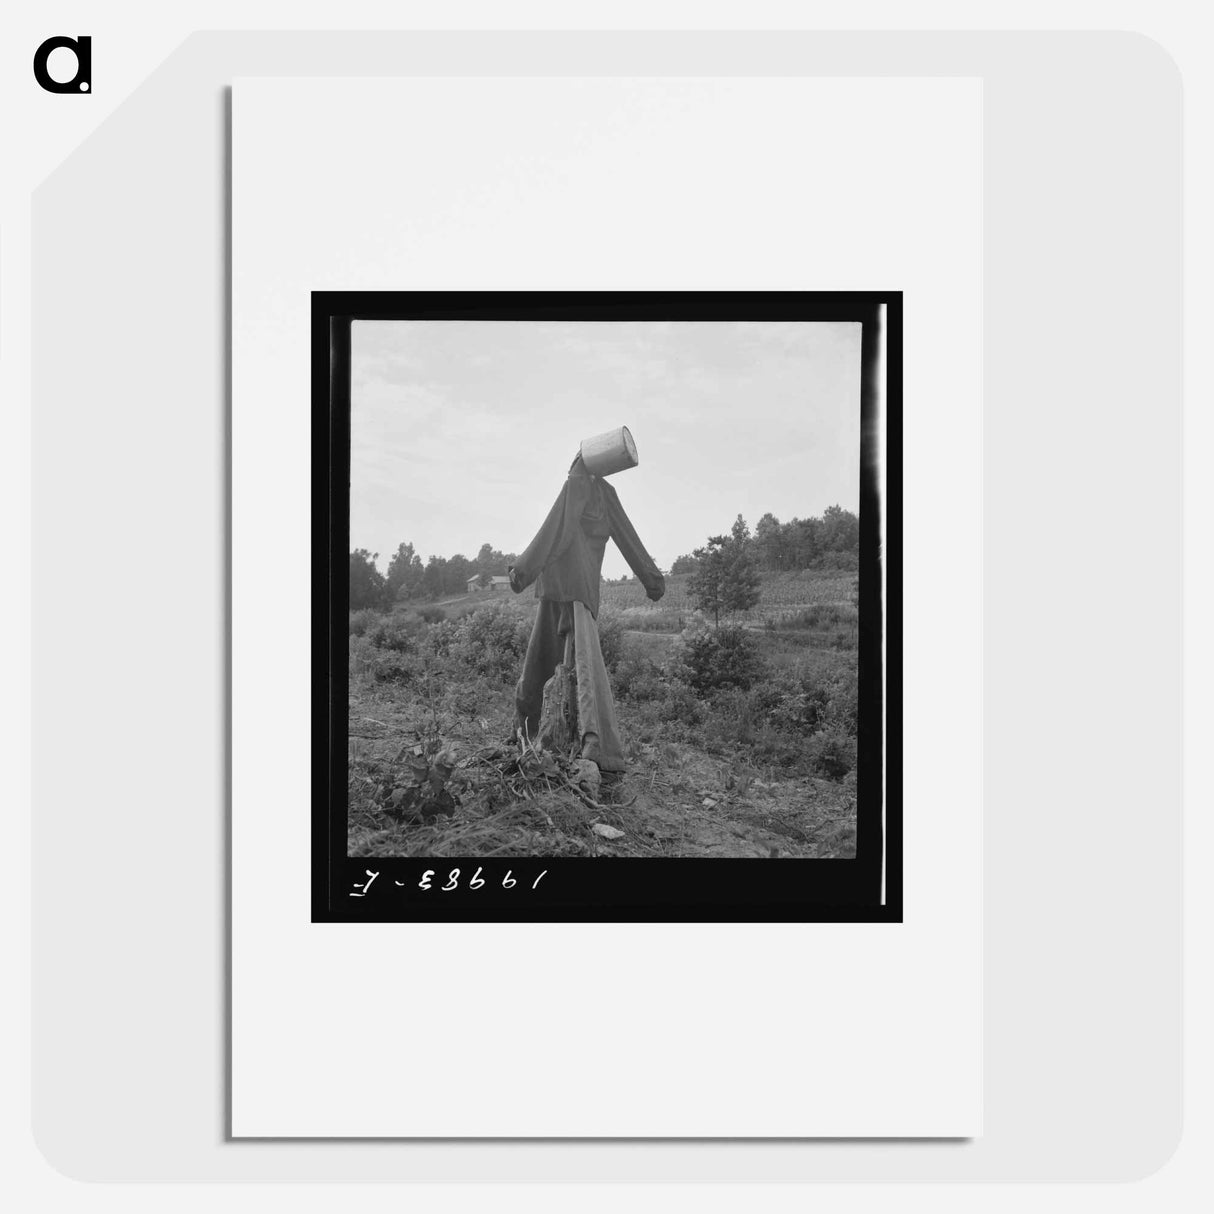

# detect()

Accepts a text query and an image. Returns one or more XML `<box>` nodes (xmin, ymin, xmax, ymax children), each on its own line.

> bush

<box><xmin>418</xmin><ymin>605</ymin><xmax>447</xmax><ymax>624</ymax></box>
<box><xmin>653</xmin><ymin>659</ymin><xmax>858</xmax><ymax>776</ymax></box>
<box><xmin>434</xmin><ymin>602</ymin><xmax>531</xmax><ymax>679</ymax></box>
<box><xmin>749</xmin><ymin>662</ymin><xmax>858</xmax><ymax>738</ymax></box>
<box><xmin>349</xmin><ymin>608</ymin><xmax>379</xmax><ymax>636</ymax></box>
<box><xmin>661</xmin><ymin>685</ymin><xmax>704</xmax><ymax>728</ymax></box>
<box><xmin>674</xmin><ymin>616</ymin><xmax>766</xmax><ymax>694</ymax></box>
<box><xmin>612</xmin><ymin>647</ymin><xmax>703</xmax><ymax>731</ymax></box>
<box><xmin>809</xmin><ymin>730</ymin><xmax>855</xmax><ymax>779</ymax></box>
<box><xmin>366</xmin><ymin>615</ymin><xmax>422</xmax><ymax>654</ymax></box>
<box><xmin>349</xmin><ymin>634</ymin><xmax>422</xmax><ymax>684</ymax></box>
<box><xmin>820</xmin><ymin>665</ymin><xmax>859</xmax><ymax>737</ymax></box>
<box><xmin>768</xmin><ymin>674</ymin><xmax>831</xmax><ymax>735</ymax></box>
<box><xmin>613</xmin><ymin>652</ymin><xmax>664</xmax><ymax>700</ymax></box>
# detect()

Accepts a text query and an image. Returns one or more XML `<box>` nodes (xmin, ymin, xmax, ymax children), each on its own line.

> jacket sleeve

<box><xmin>605</xmin><ymin>486</ymin><xmax>666</xmax><ymax>601</ymax></box>
<box><xmin>509</xmin><ymin>473</ymin><xmax>592</xmax><ymax>593</ymax></box>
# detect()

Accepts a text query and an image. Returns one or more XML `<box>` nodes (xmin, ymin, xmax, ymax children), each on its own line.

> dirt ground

<box><xmin>347</xmin><ymin>651</ymin><xmax>857</xmax><ymax>861</ymax></box>
<box><xmin>592</xmin><ymin>740</ymin><xmax>858</xmax><ymax>858</ymax></box>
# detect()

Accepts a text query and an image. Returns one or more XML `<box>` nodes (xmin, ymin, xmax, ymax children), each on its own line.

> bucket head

<box><xmin>579</xmin><ymin>425</ymin><xmax>639</xmax><ymax>478</ymax></box>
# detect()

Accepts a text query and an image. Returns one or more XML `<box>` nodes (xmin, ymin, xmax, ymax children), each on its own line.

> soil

<box><xmin>602</xmin><ymin>739</ymin><xmax>858</xmax><ymax>859</ymax></box>
<box><xmin>348</xmin><ymin>678</ymin><xmax>857</xmax><ymax>860</ymax></box>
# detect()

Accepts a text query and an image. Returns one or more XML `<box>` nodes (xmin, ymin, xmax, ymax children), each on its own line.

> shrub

<box><xmin>697</xmin><ymin>685</ymin><xmax>810</xmax><ymax>768</ymax></box>
<box><xmin>613</xmin><ymin>652</ymin><xmax>666</xmax><ymax>701</ymax></box>
<box><xmin>349</xmin><ymin>634</ymin><xmax>422</xmax><ymax>684</ymax></box>
<box><xmin>349</xmin><ymin>608</ymin><xmax>379</xmax><ymax>636</ymax></box>
<box><xmin>426</xmin><ymin>616</ymin><xmax>457</xmax><ymax>658</ymax></box>
<box><xmin>436</xmin><ymin>602</ymin><xmax>531</xmax><ymax>679</ymax></box>
<box><xmin>809</xmin><ymin>730</ymin><xmax>855</xmax><ymax>779</ymax></box>
<box><xmin>418</xmin><ymin>605</ymin><xmax>447</xmax><ymax>624</ymax></box>
<box><xmin>349</xmin><ymin>633</ymin><xmax>375</xmax><ymax>678</ymax></box>
<box><xmin>674</xmin><ymin>616</ymin><xmax>766</xmax><ymax>694</ymax></box>
<box><xmin>677</xmin><ymin>662</ymin><xmax>858</xmax><ymax>775</ymax></box>
<box><xmin>768</xmin><ymin>674</ymin><xmax>831</xmax><ymax>735</ymax></box>
<box><xmin>820</xmin><ymin>666</ymin><xmax>859</xmax><ymax>737</ymax></box>
<box><xmin>366</xmin><ymin>615</ymin><xmax>422</xmax><ymax>654</ymax></box>
<box><xmin>663</xmin><ymin>686</ymin><xmax>704</xmax><ymax>728</ymax></box>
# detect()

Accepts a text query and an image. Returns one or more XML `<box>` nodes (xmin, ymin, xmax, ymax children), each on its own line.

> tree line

<box><xmin>350</xmin><ymin>504</ymin><xmax>859</xmax><ymax>612</ymax></box>
<box><xmin>670</xmin><ymin>505</ymin><xmax>859</xmax><ymax>575</ymax></box>
<box><xmin>350</xmin><ymin>541</ymin><xmax>519</xmax><ymax>610</ymax></box>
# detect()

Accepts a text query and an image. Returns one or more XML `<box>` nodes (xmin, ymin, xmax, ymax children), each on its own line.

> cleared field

<box><xmin>419</xmin><ymin>570</ymin><xmax>855</xmax><ymax>617</ymax></box>
<box><xmin>346</xmin><ymin>567</ymin><xmax>860</xmax><ymax>860</ymax></box>
<box><xmin>601</xmin><ymin>570</ymin><xmax>855</xmax><ymax>612</ymax></box>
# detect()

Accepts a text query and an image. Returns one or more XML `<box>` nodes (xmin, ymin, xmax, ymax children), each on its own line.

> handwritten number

<box><xmin>349</xmin><ymin>869</ymin><xmax>379</xmax><ymax>897</ymax></box>
<box><xmin>368</xmin><ymin>867</ymin><xmax>550</xmax><ymax>896</ymax></box>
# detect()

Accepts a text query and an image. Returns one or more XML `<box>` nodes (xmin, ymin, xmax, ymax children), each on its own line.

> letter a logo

<box><xmin>33</xmin><ymin>36</ymin><xmax>92</xmax><ymax>94</ymax></box>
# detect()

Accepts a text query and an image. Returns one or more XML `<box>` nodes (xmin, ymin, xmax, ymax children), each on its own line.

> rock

<box><xmin>591</xmin><ymin>823</ymin><xmax>625</xmax><ymax>840</ymax></box>
<box><xmin>571</xmin><ymin>759</ymin><xmax>601</xmax><ymax>793</ymax></box>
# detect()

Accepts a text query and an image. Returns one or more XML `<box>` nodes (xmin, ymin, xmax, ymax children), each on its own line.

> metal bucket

<box><xmin>580</xmin><ymin>425</ymin><xmax>638</xmax><ymax>477</ymax></box>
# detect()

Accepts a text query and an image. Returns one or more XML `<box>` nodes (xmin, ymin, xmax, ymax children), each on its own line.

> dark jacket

<box><xmin>509</xmin><ymin>463</ymin><xmax>665</xmax><ymax>618</ymax></box>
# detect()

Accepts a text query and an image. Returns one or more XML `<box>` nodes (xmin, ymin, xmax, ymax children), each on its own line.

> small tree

<box><xmin>349</xmin><ymin>549</ymin><xmax>387</xmax><ymax>610</ymax></box>
<box><xmin>687</xmin><ymin>532</ymin><xmax>761</xmax><ymax>627</ymax></box>
<box><xmin>754</xmin><ymin>512</ymin><xmax>783</xmax><ymax>571</ymax></box>
<box><xmin>421</xmin><ymin>554</ymin><xmax>448</xmax><ymax>601</ymax></box>
<box><xmin>386</xmin><ymin>541</ymin><xmax>424</xmax><ymax>602</ymax></box>
<box><xmin>444</xmin><ymin>553</ymin><xmax>473</xmax><ymax>596</ymax></box>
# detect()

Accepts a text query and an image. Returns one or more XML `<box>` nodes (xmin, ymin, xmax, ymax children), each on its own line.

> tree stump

<box><xmin>536</xmin><ymin>632</ymin><xmax>578</xmax><ymax>757</ymax></box>
<box><xmin>537</xmin><ymin>663</ymin><xmax>577</xmax><ymax>756</ymax></box>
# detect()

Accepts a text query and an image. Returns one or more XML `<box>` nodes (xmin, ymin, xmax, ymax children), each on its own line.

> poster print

<box><xmin>314</xmin><ymin>291</ymin><xmax>901</xmax><ymax>922</ymax></box>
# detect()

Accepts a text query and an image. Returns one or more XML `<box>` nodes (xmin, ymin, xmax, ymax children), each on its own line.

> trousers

<box><xmin>513</xmin><ymin>599</ymin><xmax>627</xmax><ymax>772</ymax></box>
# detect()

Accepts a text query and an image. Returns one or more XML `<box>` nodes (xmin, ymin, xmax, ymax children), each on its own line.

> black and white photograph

<box><xmin>314</xmin><ymin>292</ymin><xmax>900</xmax><ymax>921</ymax></box>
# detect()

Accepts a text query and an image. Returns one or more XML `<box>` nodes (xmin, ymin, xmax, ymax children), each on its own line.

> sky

<box><xmin>350</xmin><ymin>320</ymin><xmax>861</xmax><ymax>581</ymax></box>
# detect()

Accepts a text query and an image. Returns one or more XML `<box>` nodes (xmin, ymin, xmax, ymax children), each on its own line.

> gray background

<box><xmin>31</xmin><ymin>31</ymin><xmax>1181</xmax><ymax>1180</ymax></box>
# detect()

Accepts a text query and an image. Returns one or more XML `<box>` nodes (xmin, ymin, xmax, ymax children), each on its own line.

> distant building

<box><xmin>467</xmin><ymin>574</ymin><xmax>512</xmax><ymax>594</ymax></box>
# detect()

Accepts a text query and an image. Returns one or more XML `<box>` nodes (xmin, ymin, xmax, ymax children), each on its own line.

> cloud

<box><xmin>349</xmin><ymin>320</ymin><xmax>861</xmax><ymax>574</ymax></box>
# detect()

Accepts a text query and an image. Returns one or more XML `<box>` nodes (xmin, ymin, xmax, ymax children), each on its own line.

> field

<box><xmin>598</xmin><ymin>569</ymin><xmax>858</xmax><ymax>625</ymax></box>
<box><xmin>347</xmin><ymin>572</ymin><xmax>860</xmax><ymax>859</ymax></box>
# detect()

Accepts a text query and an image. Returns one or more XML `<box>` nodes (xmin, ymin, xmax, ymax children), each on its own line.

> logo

<box><xmin>33</xmin><ymin>35</ymin><xmax>91</xmax><ymax>93</ymax></box>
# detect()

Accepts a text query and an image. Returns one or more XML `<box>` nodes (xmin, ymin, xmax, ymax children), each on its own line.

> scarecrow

<box><xmin>509</xmin><ymin>426</ymin><xmax>665</xmax><ymax>772</ymax></box>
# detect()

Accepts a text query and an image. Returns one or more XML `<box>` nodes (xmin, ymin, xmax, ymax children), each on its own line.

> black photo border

<box><xmin>312</xmin><ymin>291</ymin><xmax>902</xmax><ymax>923</ymax></box>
